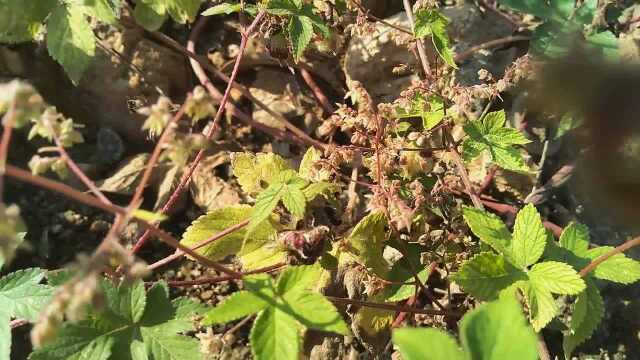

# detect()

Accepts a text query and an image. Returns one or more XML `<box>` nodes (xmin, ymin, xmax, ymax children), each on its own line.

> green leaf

<box><xmin>250</xmin><ymin>307</ymin><xmax>303</xmax><ymax>360</ymax></box>
<box><xmin>283</xmin><ymin>291</ymin><xmax>350</xmax><ymax>335</ymax></box>
<box><xmin>489</xmin><ymin>146</ymin><xmax>530</xmax><ymax>173</ymax></box>
<box><xmin>340</xmin><ymin>212</ymin><xmax>389</xmax><ymax>277</ymax></box>
<box><xmin>462</xmin><ymin>207</ymin><xmax>512</xmax><ymax>256</ymax></box>
<box><xmin>288</xmin><ymin>15</ymin><xmax>314</xmax><ymax>62</ymax></box>
<box><xmin>452</xmin><ymin>252</ymin><xmax>526</xmax><ymax>300</ymax></box>
<box><xmin>584</xmin><ymin>247</ymin><xmax>640</xmax><ymax>284</ymax></box>
<box><xmin>202</xmin><ymin>2</ymin><xmax>242</xmax><ymax>16</ymax></box>
<box><xmin>459</xmin><ymin>292</ymin><xmax>538</xmax><ymax>360</ymax></box>
<box><xmin>71</xmin><ymin>0</ymin><xmax>121</xmax><ymax>24</ymax></box>
<box><xmin>31</xmin><ymin>280</ymin><xmax>201</xmax><ymax>360</ymax></box>
<box><xmin>133</xmin><ymin>1</ymin><xmax>168</xmax><ymax>31</ymax></box>
<box><xmin>232</xmin><ymin>152</ymin><xmax>293</xmax><ymax>195</ymax></box>
<box><xmin>0</xmin><ymin>268</ymin><xmax>53</xmax><ymax>322</ymax></box>
<box><xmin>413</xmin><ymin>9</ymin><xmax>456</xmax><ymax>68</ymax></box>
<box><xmin>393</xmin><ymin>328</ymin><xmax>465</xmax><ymax>360</ymax></box>
<box><xmin>281</xmin><ymin>186</ymin><xmax>307</xmax><ymax>218</ymax></box>
<box><xmin>29</xmin><ymin>322</ymin><xmax>115</xmax><ymax>360</ymax></box>
<box><xmin>0</xmin><ymin>0</ymin><xmax>57</xmax><ymax>43</ymax></box>
<box><xmin>181</xmin><ymin>205</ymin><xmax>277</xmax><ymax>261</ymax></box>
<box><xmin>249</xmin><ymin>171</ymin><xmax>308</xmax><ymax>234</ymax></box>
<box><xmin>463</xmin><ymin>110</ymin><xmax>531</xmax><ymax>172</ymax></box>
<box><xmin>0</xmin><ymin>268</ymin><xmax>53</xmax><ymax>359</ymax></box>
<box><xmin>276</xmin><ymin>264</ymin><xmax>323</xmax><ymax>295</ymax></box>
<box><xmin>510</xmin><ymin>204</ymin><xmax>547</xmax><ymax>268</ymax></box>
<box><xmin>298</xmin><ymin>147</ymin><xmax>330</xmax><ymax>182</ymax></box>
<box><xmin>563</xmin><ymin>279</ymin><xmax>604</xmax><ymax>358</ymax></box>
<box><xmin>518</xmin><ymin>280</ymin><xmax>557</xmax><ymax>331</ymax></box>
<box><xmin>203</xmin><ymin>291</ymin><xmax>268</xmax><ymax>324</ymax></box>
<box><xmin>559</xmin><ymin>222</ymin><xmax>590</xmax><ymax>256</ymax></box>
<box><xmin>46</xmin><ymin>5</ymin><xmax>96</xmax><ymax>84</ymax></box>
<box><xmin>240</xmin><ymin>245</ymin><xmax>288</xmax><ymax>271</ymax></box>
<box><xmin>528</xmin><ymin>261</ymin><xmax>586</xmax><ymax>295</ymax></box>
<box><xmin>423</xmin><ymin>96</ymin><xmax>446</xmax><ymax>129</ymax></box>
<box><xmin>102</xmin><ymin>279</ymin><xmax>147</xmax><ymax>323</ymax></box>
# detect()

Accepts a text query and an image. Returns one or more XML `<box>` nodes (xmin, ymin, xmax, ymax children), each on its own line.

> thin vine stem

<box><xmin>579</xmin><ymin>236</ymin><xmax>640</xmax><ymax>277</ymax></box>
<box><xmin>4</xmin><ymin>164</ymin><xmax>241</xmax><ymax>277</ymax></box>
<box><xmin>130</xmin><ymin>11</ymin><xmax>266</xmax><ymax>255</ymax></box>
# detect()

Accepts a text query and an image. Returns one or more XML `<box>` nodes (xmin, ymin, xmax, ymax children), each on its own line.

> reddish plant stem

<box><xmin>477</xmin><ymin>166</ymin><xmax>497</xmax><ymax>195</ymax></box>
<box><xmin>579</xmin><ymin>236</ymin><xmax>640</xmax><ymax>277</ymax></box>
<box><xmin>136</xmin><ymin>20</ymin><xmax>326</xmax><ymax>150</ymax></box>
<box><xmin>392</xmin><ymin>296</ymin><xmax>418</xmax><ymax>328</ymax></box>
<box><xmin>147</xmin><ymin>219</ymin><xmax>250</xmax><ymax>271</ymax></box>
<box><xmin>166</xmin><ymin>262</ymin><xmax>286</xmax><ymax>286</ymax></box>
<box><xmin>5</xmin><ymin>164</ymin><xmax>240</xmax><ymax>277</ymax></box>
<box><xmin>129</xmin><ymin>94</ymin><xmax>191</xmax><ymax>211</ymax></box>
<box><xmin>299</xmin><ymin>67</ymin><xmax>335</xmax><ymax>115</ymax></box>
<box><xmin>130</xmin><ymin>12</ymin><xmax>266</xmax><ymax>255</ymax></box>
<box><xmin>0</xmin><ymin>102</ymin><xmax>16</xmax><ymax>204</ymax></box>
<box><xmin>326</xmin><ymin>296</ymin><xmax>461</xmax><ymax>317</ymax></box>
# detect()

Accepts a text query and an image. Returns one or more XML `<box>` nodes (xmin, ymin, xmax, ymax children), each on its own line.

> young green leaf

<box><xmin>462</xmin><ymin>110</ymin><xmax>531</xmax><ymax>173</ymax></box>
<box><xmin>288</xmin><ymin>16</ymin><xmax>314</xmax><ymax>62</ymax></box>
<box><xmin>396</xmin><ymin>94</ymin><xmax>446</xmax><ymax>131</ymax></box>
<box><xmin>46</xmin><ymin>6</ymin><xmax>96</xmax><ymax>84</ymax></box>
<box><xmin>232</xmin><ymin>152</ymin><xmax>293</xmax><ymax>195</ymax></box>
<box><xmin>518</xmin><ymin>280</ymin><xmax>557</xmax><ymax>332</ymax></box>
<box><xmin>248</xmin><ymin>170</ymin><xmax>308</xmax><ymax>234</ymax></box>
<box><xmin>558</xmin><ymin>222</ymin><xmax>590</xmax><ymax>256</ymax></box>
<box><xmin>298</xmin><ymin>147</ymin><xmax>330</xmax><ymax>182</ymax></box>
<box><xmin>584</xmin><ymin>247</ymin><xmax>640</xmax><ymax>284</ymax></box>
<box><xmin>340</xmin><ymin>212</ymin><xmax>389</xmax><ymax>277</ymax></box>
<box><xmin>385</xmin><ymin>267</ymin><xmax>432</xmax><ymax>302</ymax></box>
<box><xmin>510</xmin><ymin>203</ymin><xmax>547</xmax><ymax>268</ymax></box>
<box><xmin>413</xmin><ymin>10</ymin><xmax>457</xmax><ymax>68</ymax></box>
<box><xmin>452</xmin><ymin>252</ymin><xmax>526</xmax><ymax>300</ymax></box>
<box><xmin>462</xmin><ymin>207</ymin><xmax>512</xmax><ymax>256</ymax></box>
<box><xmin>528</xmin><ymin>261</ymin><xmax>585</xmax><ymax>295</ymax></box>
<box><xmin>0</xmin><ymin>268</ymin><xmax>53</xmax><ymax>322</ymax></box>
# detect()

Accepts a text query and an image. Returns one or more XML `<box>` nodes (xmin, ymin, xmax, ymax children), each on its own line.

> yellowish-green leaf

<box><xmin>340</xmin><ymin>212</ymin><xmax>389</xmax><ymax>277</ymax></box>
<box><xmin>510</xmin><ymin>204</ymin><xmax>547</xmax><ymax>268</ymax></box>
<box><xmin>232</xmin><ymin>152</ymin><xmax>293</xmax><ymax>195</ymax></box>
<box><xmin>132</xmin><ymin>209</ymin><xmax>168</xmax><ymax>223</ymax></box>
<box><xmin>181</xmin><ymin>205</ymin><xmax>277</xmax><ymax>262</ymax></box>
